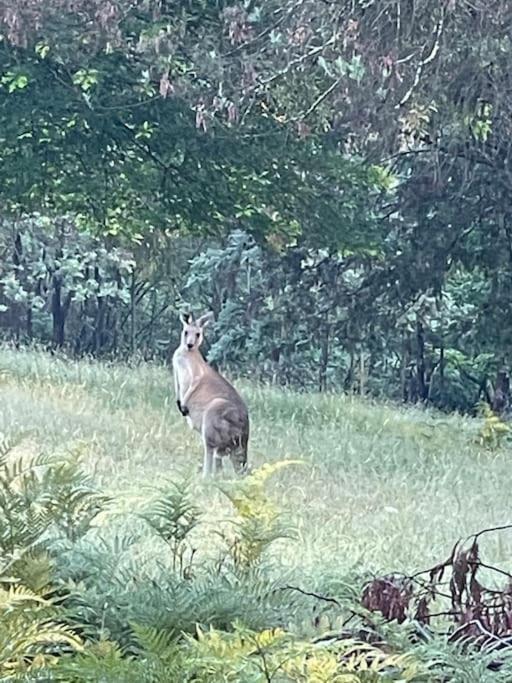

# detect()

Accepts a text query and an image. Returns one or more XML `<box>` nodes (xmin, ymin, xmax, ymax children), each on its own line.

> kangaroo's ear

<box><xmin>180</xmin><ymin>312</ymin><xmax>193</xmax><ymax>325</ymax></box>
<box><xmin>197</xmin><ymin>311</ymin><xmax>215</xmax><ymax>328</ymax></box>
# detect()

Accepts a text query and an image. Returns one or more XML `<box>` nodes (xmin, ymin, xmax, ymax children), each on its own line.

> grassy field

<box><xmin>0</xmin><ymin>344</ymin><xmax>510</xmax><ymax>581</ymax></box>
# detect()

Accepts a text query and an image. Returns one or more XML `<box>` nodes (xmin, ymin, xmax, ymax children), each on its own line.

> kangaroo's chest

<box><xmin>173</xmin><ymin>351</ymin><xmax>209</xmax><ymax>403</ymax></box>
<box><xmin>173</xmin><ymin>353</ymin><xmax>193</xmax><ymax>398</ymax></box>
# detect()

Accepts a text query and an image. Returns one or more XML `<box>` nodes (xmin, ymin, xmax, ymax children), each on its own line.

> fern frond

<box><xmin>0</xmin><ymin>605</ymin><xmax>82</xmax><ymax>676</ymax></box>
<box><xmin>131</xmin><ymin>623</ymin><xmax>179</xmax><ymax>658</ymax></box>
<box><xmin>216</xmin><ymin>461</ymin><xmax>299</xmax><ymax>571</ymax></box>
<box><xmin>0</xmin><ymin>584</ymin><xmax>48</xmax><ymax>608</ymax></box>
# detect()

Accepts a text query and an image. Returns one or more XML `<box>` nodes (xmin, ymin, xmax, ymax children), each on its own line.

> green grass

<box><xmin>1</xmin><ymin>344</ymin><xmax>511</xmax><ymax>580</ymax></box>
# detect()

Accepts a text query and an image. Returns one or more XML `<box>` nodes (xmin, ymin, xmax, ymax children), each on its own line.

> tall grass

<box><xmin>1</xmin><ymin>344</ymin><xmax>511</xmax><ymax>579</ymax></box>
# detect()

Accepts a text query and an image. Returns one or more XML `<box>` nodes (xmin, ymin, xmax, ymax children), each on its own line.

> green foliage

<box><xmin>0</xmin><ymin>0</ymin><xmax>381</xmax><ymax>247</ymax></box>
<box><xmin>0</xmin><ymin>584</ymin><xmax>82</xmax><ymax>677</ymax></box>
<box><xmin>41</xmin><ymin>452</ymin><xmax>111</xmax><ymax>542</ymax></box>
<box><xmin>140</xmin><ymin>478</ymin><xmax>201</xmax><ymax>576</ymax></box>
<box><xmin>0</xmin><ymin>441</ymin><xmax>57</xmax><ymax>559</ymax></box>
<box><xmin>53</xmin><ymin>639</ymin><xmax>143</xmax><ymax>683</ymax></box>
<box><xmin>0</xmin><ymin>216</ymin><xmax>134</xmax><ymax>349</ymax></box>
<box><xmin>178</xmin><ymin>624</ymin><xmax>427</xmax><ymax>682</ymax></box>
<box><xmin>476</xmin><ymin>402</ymin><xmax>510</xmax><ymax>450</ymax></box>
<box><xmin>0</xmin><ymin>438</ymin><xmax>108</xmax><ymax>560</ymax></box>
<box><xmin>0</xmin><ymin>440</ymin><xmax>111</xmax><ymax>678</ymax></box>
<box><xmin>218</xmin><ymin>460</ymin><xmax>301</xmax><ymax>572</ymax></box>
<box><xmin>0</xmin><ymin>0</ymin><xmax>512</xmax><ymax>416</ymax></box>
<box><xmin>48</xmin><ymin>465</ymin><xmax>303</xmax><ymax>649</ymax></box>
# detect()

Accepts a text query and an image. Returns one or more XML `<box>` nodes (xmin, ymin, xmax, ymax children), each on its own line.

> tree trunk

<box><xmin>130</xmin><ymin>272</ymin><xmax>137</xmax><ymax>356</ymax></box>
<box><xmin>26</xmin><ymin>306</ymin><xmax>32</xmax><ymax>339</ymax></box>
<box><xmin>344</xmin><ymin>348</ymin><xmax>355</xmax><ymax>392</ymax></box>
<box><xmin>439</xmin><ymin>342</ymin><xmax>445</xmax><ymax>398</ymax></box>
<box><xmin>415</xmin><ymin>320</ymin><xmax>428</xmax><ymax>402</ymax></box>
<box><xmin>12</xmin><ymin>230</ymin><xmax>23</xmax><ymax>343</ymax></box>
<box><xmin>51</xmin><ymin>275</ymin><xmax>66</xmax><ymax>347</ymax></box>
<box><xmin>318</xmin><ymin>323</ymin><xmax>330</xmax><ymax>392</ymax></box>
<box><xmin>359</xmin><ymin>349</ymin><xmax>366</xmax><ymax>396</ymax></box>
<box><xmin>492</xmin><ymin>369</ymin><xmax>510</xmax><ymax>415</ymax></box>
<box><xmin>74</xmin><ymin>303</ymin><xmax>88</xmax><ymax>355</ymax></box>
<box><xmin>400</xmin><ymin>333</ymin><xmax>410</xmax><ymax>402</ymax></box>
<box><xmin>90</xmin><ymin>298</ymin><xmax>106</xmax><ymax>354</ymax></box>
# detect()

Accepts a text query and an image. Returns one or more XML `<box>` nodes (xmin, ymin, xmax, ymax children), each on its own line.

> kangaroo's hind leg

<box><xmin>228</xmin><ymin>430</ymin><xmax>249</xmax><ymax>476</ymax></box>
<box><xmin>214</xmin><ymin>451</ymin><xmax>224</xmax><ymax>476</ymax></box>
<box><xmin>202</xmin><ymin>441</ymin><xmax>214</xmax><ymax>478</ymax></box>
<box><xmin>229</xmin><ymin>446</ymin><xmax>248</xmax><ymax>476</ymax></box>
<box><xmin>201</xmin><ymin>421</ymin><xmax>214</xmax><ymax>478</ymax></box>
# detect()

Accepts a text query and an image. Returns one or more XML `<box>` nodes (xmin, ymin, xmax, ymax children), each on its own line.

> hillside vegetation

<box><xmin>1</xmin><ymin>347</ymin><xmax>512</xmax><ymax>680</ymax></box>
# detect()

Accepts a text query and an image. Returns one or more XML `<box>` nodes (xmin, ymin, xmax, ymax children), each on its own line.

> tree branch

<box><xmin>396</xmin><ymin>9</ymin><xmax>446</xmax><ymax>109</ymax></box>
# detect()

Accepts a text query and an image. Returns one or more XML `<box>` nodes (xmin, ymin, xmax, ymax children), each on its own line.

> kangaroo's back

<box><xmin>192</xmin><ymin>363</ymin><xmax>244</xmax><ymax>407</ymax></box>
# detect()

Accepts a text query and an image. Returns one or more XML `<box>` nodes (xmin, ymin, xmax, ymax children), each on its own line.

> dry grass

<box><xmin>1</xmin><ymin>344</ymin><xmax>511</xmax><ymax>579</ymax></box>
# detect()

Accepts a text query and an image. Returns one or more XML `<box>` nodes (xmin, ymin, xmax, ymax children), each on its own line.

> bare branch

<box><xmin>396</xmin><ymin>9</ymin><xmax>446</xmax><ymax>109</ymax></box>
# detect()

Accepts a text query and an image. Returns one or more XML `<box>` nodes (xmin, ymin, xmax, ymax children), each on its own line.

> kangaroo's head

<box><xmin>180</xmin><ymin>311</ymin><xmax>214</xmax><ymax>351</ymax></box>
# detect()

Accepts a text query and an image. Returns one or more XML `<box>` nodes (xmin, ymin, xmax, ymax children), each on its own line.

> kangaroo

<box><xmin>172</xmin><ymin>312</ymin><xmax>249</xmax><ymax>478</ymax></box>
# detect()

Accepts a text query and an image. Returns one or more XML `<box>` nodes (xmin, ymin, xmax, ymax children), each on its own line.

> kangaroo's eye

<box><xmin>196</xmin><ymin>333</ymin><xmax>200</xmax><ymax>339</ymax></box>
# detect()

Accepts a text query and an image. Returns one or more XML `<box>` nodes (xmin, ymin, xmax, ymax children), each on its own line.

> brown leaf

<box><xmin>415</xmin><ymin>596</ymin><xmax>430</xmax><ymax>624</ymax></box>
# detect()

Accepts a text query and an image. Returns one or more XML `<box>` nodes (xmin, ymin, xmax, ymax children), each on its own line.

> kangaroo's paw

<box><xmin>177</xmin><ymin>399</ymin><xmax>189</xmax><ymax>416</ymax></box>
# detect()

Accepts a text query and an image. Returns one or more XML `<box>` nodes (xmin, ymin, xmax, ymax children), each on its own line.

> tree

<box><xmin>1</xmin><ymin>0</ymin><xmax>512</xmax><ymax>410</ymax></box>
<box><xmin>0</xmin><ymin>217</ymin><xmax>133</xmax><ymax>349</ymax></box>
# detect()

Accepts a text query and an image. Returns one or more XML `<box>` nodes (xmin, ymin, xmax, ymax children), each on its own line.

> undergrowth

<box><xmin>0</xmin><ymin>436</ymin><xmax>509</xmax><ymax>680</ymax></box>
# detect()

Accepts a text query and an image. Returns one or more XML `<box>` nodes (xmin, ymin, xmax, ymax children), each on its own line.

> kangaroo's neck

<box><xmin>181</xmin><ymin>347</ymin><xmax>208</xmax><ymax>368</ymax></box>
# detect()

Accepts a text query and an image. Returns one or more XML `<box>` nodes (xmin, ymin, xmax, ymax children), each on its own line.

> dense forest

<box><xmin>1</xmin><ymin>0</ymin><xmax>511</xmax><ymax>413</ymax></box>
